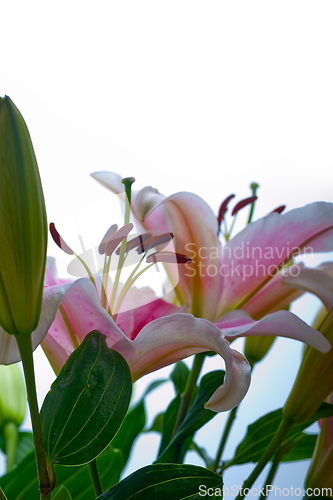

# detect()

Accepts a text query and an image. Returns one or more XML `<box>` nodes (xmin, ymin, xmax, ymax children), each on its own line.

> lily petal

<box><xmin>217</xmin><ymin>202</ymin><xmax>333</xmax><ymax>315</ymax></box>
<box><xmin>205</xmin><ymin>349</ymin><xmax>251</xmax><ymax>412</ymax></box>
<box><xmin>112</xmin><ymin>314</ymin><xmax>251</xmax><ymax>412</ymax></box>
<box><xmin>0</xmin><ymin>283</ymin><xmax>75</xmax><ymax>365</ymax></box>
<box><xmin>116</xmin><ymin>286</ymin><xmax>182</xmax><ymax>340</ymax></box>
<box><xmin>216</xmin><ymin>309</ymin><xmax>331</xmax><ymax>354</ymax></box>
<box><xmin>282</xmin><ymin>263</ymin><xmax>333</xmax><ymax>311</ymax></box>
<box><xmin>134</xmin><ymin>187</ymin><xmax>223</xmax><ymax>321</ymax></box>
<box><xmin>91</xmin><ymin>171</ymin><xmax>125</xmax><ymax>195</ymax></box>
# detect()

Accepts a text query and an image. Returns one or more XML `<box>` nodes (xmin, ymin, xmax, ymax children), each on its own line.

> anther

<box><xmin>136</xmin><ymin>233</ymin><xmax>174</xmax><ymax>254</ymax></box>
<box><xmin>146</xmin><ymin>251</ymin><xmax>192</xmax><ymax>264</ymax></box>
<box><xmin>232</xmin><ymin>196</ymin><xmax>257</xmax><ymax>216</ymax></box>
<box><xmin>105</xmin><ymin>223</ymin><xmax>134</xmax><ymax>256</ymax></box>
<box><xmin>271</xmin><ymin>205</ymin><xmax>286</xmax><ymax>214</ymax></box>
<box><xmin>217</xmin><ymin>194</ymin><xmax>235</xmax><ymax>227</ymax></box>
<box><xmin>115</xmin><ymin>233</ymin><xmax>152</xmax><ymax>255</ymax></box>
<box><xmin>49</xmin><ymin>223</ymin><xmax>74</xmax><ymax>255</ymax></box>
<box><xmin>99</xmin><ymin>224</ymin><xmax>118</xmax><ymax>254</ymax></box>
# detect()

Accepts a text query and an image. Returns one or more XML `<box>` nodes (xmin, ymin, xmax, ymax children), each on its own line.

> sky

<box><xmin>1</xmin><ymin>1</ymin><xmax>333</xmax><ymax>495</ymax></box>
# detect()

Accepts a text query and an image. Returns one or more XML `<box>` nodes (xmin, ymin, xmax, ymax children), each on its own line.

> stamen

<box><xmin>122</xmin><ymin>177</ymin><xmax>135</xmax><ymax>226</ymax></box>
<box><xmin>217</xmin><ymin>194</ymin><xmax>235</xmax><ymax>227</ymax></box>
<box><xmin>271</xmin><ymin>205</ymin><xmax>286</xmax><ymax>214</ymax></box>
<box><xmin>49</xmin><ymin>223</ymin><xmax>74</xmax><ymax>255</ymax></box>
<box><xmin>105</xmin><ymin>223</ymin><xmax>134</xmax><ymax>256</ymax></box>
<box><xmin>136</xmin><ymin>233</ymin><xmax>174</xmax><ymax>254</ymax></box>
<box><xmin>115</xmin><ymin>233</ymin><xmax>152</xmax><ymax>255</ymax></box>
<box><xmin>146</xmin><ymin>251</ymin><xmax>192</xmax><ymax>264</ymax></box>
<box><xmin>247</xmin><ymin>183</ymin><xmax>260</xmax><ymax>224</ymax></box>
<box><xmin>232</xmin><ymin>196</ymin><xmax>257</xmax><ymax>216</ymax></box>
<box><xmin>99</xmin><ymin>224</ymin><xmax>118</xmax><ymax>254</ymax></box>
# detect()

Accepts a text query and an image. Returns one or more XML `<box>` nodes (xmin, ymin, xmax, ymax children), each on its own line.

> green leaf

<box><xmin>281</xmin><ymin>433</ymin><xmax>318</xmax><ymax>462</ymax></box>
<box><xmin>157</xmin><ymin>370</ymin><xmax>224</xmax><ymax>462</ymax></box>
<box><xmin>157</xmin><ymin>394</ymin><xmax>181</xmax><ymax>458</ymax></box>
<box><xmin>41</xmin><ymin>331</ymin><xmax>132</xmax><ymax>466</ymax></box>
<box><xmin>0</xmin><ymin>445</ymin><xmax>123</xmax><ymax>500</ymax></box>
<box><xmin>96</xmin><ymin>464</ymin><xmax>223</xmax><ymax>499</ymax></box>
<box><xmin>145</xmin><ymin>411</ymin><xmax>164</xmax><ymax>434</ymax></box>
<box><xmin>170</xmin><ymin>362</ymin><xmax>190</xmax><ymax>395</ymax></box>
<box><xmin>227</xmin><ymin>403</ymin><xmax>333</xmax><ymax>467</ymax></box>
<box><xmin>112</xmin><ymin>399</ymin><xmax>146</xmax><ymax>469</ymax></box>
<box><xmin>52</xmin><ymin>485</ymin><xmax>73</xmax><ymax>500</ymax></box>
<box><xmin>0</xmin><ymin>430</ymin><xmax>34</xmax><ymax>467</ymax></box>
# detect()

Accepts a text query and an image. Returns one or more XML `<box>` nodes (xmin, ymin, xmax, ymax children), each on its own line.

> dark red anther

<box><xmin>99</xmin><ymin>224</ymin><xmax>118</xmax><ymax>254</ymax></box>
<box><xmin>49</xmin><ymin>223</ymin><xmax>74</xmax><ymax>255</ymax></box>
<box><xmin>146</xmin><ymin>251</ymin><xmax>192</xmax><ymax>264</ymax></box>
<box><xmin>232</xmin><ymin>196</ymin><xmax>257</xmax><ymax>216</ymax></box>
<box><xmin>271</xmin><ymin>205</ymin><xmax>286</xmax><ymax>214</ymax></box>
<box><xmin>217</xmin><ymin>194</ymin><xmax>235</xmax><ymax>226</ymax></box>
<box><xmin>105</xmin><ymin>223</ymin><xmax>133</xmax><ymax>256</ymax></box>
<box><xmin>136</xmin><ymin>233</ymin><xmax>174</xmax><ymax>254</ymax></box>
<box><xmin>115</xmin><ymin>233</ymin><xmax>152</xmax><ymax>255</ymax></box>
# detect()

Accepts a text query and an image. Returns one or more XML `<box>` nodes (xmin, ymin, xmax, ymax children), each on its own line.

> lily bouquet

<box><xmin>0</xmin><ymin>97</ymin><xmax>333</xmax><ymax>500</ymax></box>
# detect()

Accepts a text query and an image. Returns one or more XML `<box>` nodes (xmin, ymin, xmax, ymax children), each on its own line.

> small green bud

<box><xmin>0</xmin><ymin>363</ymin><xmax>26</xmax><ymax>428</ymax></box>
<box><xmin>0</xmin><ymin>96</ymin><xmax>47</xmax><ymax>336</ymax></box>
<box><xmin>244</xmin><ymin>336</ymin><xmax>276</xmax><ymax>367</ymax></box>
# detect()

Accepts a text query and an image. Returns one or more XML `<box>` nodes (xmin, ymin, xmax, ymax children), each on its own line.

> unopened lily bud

<box><xmin>0</xmin><ymin>96</ymin><xmax>47</xmax><ymax>336</ymax></box>
<box><xmin>244</xmin><ymin>336</ymin><xmax>276</xmax><ymax>367</ymax></box>
<box><xmin>0</xmin><ymin>363</ymin><xmax>26</xmax><ymax>428</ymax></box>
<box><xmin>283</xmin><ymin>307</ymin><xmax>333</xmax><ymax>423</ymax></box>
<box><xmin>0</xmin><ymin>363</ymin><xmax>26</xmax><ymax>471</ymax></box>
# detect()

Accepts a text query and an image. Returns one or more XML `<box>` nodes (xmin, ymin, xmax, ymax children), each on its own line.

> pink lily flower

<box><xmin>0</xmin><ymin>253</ymin><xmax>330</xmax><ymax>413</ymax></box>
<box><xmin>91</xmin><ymin>171</ymin><xmax>333</xmax><ymax>324</ymax></box>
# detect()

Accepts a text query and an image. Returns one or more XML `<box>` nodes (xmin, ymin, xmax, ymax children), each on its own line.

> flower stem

<box><xmin>171</xmin><ymin>353</ymin><xmax>206</xmax><ymax>440</ymax></box>
<box><xmin>88</xmin><ymin>459</ymin><xmax>103</xmax><ymax>497</ymax></box>
<box><xmin>212</xmin><ymin>405</ymin><xmax>238</xmax><ymax>472</ymax></box>
<box><xmin>16</xmin><ymin>335</ymin><xmax>50</xmax><ymax>500</ymax></box>
<box><xmin>234</xmin><ymin>417</ymin><xmax>294</xmax><ymax>500</ymax></box>
<box><xmin>3</xmin><ymin>421</ymin><xmax>18</xmax><ymax>472</ymax></box>
<box><xmin>259</xmin><ymin>447</ymin><xmax>285</xmax><ymax>499</ymax></box>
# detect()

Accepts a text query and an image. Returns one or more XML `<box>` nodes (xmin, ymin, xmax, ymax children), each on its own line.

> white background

<box><xmin>1</xmin><ymin>1</ymin><xmax>333</xmax><ymax>496</ymax></box>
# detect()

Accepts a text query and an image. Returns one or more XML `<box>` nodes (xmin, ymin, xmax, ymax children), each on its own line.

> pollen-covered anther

<box><xmin>217</xmin><ymin>194</ymin><xmax>235</xmax><ymax>226</ymax></box>
<box><xmin>115</xmin><ymin>233</ymin><xmax>152</xmax><ymax>255</ymax></box>
<box><xmin>271</xmin><ymin>205</ymin><xmax>286</xmax><ymax>214</ymax></box>
<box><xmin>105</xmin><ymin>223</ymin><xmax>134</xmax><ymax>256</ymax></box>
<box><xmin>136</xmin><ymin>233</ymin><xmax>174</xmax><ymax>254</ymax></box>
<box><xmin>146</xmin><ymin>251</ymin><xmax>192</xmax><ymax>264</ymax></box>
<box><xmin>232</xmin><ymin>196</ymin><xmax>257</xmax><ymax>216</ymax></box>
<box><xmin>98</xmin><ymin>224</ymin><xmax>118</xmax><ymax>254</ymax></box>
<box><xmin>49</xmin><ymin>223</ymin><xmax>74</xmax><ymax>255</ymax></box>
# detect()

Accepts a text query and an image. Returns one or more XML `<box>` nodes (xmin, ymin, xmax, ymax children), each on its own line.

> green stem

<box><xmin>212</xmin><ymin>405</ymin><xmax>238</xmax><ymax>472</ymax></box>
<box><xmin>88</xmin><ymin>459</ymin><xmax>103</xmax><ymax>497</ymax></box>
<box><xmin>171</xmin><ymin>353</ymin><xmax>206</xmax><ymax>440</ymax></box>
<box><xmin>16</xmin><ymin>335</ymin><xmax>50</xmax><ymax>500</ymax></box>
<box><xmin>3</xmin><ymin>421</ymin><xmax>18</xmax><ymax>472</ymax></box>
<box><xmin>259</xmin><ymin>447</ymin><xmax>285</xmax><ymax>499</ymax></box>
<box><xmin>234</xmin><ymin>417</ymin><xmax>294</xmax><ymax>500</ymax></box>
<box><xmin>0</xmin><ymin>487</ymin><xmax>8</xmax><ymax>500</ymax></box>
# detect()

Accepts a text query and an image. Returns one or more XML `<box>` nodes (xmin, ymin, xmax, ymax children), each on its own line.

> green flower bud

<box><xmin>0</xmin><ymin>363</ymin><xmax>26</xmax><ymax>427</ymax></box>
<box><xmin>0</xmin><ymin>96</ymin><xmax>47</xmax><ymax>336</ymax></box>
<box><xmin>244</xmin><ymin>335</ymin><xmax>276</xmax><ymax>367</ymax></box>
<box><xmin>283</xmin><ymin>307</ymin><xmax>333</xmax><ymax>423</ymax></box>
